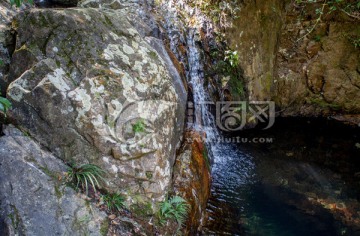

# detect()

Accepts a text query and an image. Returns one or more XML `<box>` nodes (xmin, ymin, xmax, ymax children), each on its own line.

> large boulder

<box><xmin>6</xmin><ymin>8</ymin><xmax>186</xmax><ymax>206</ymax></box>
<box><xmin>0</xmin><ymin>126</ymin><xmax>106</xmax><ymax>235</ymax></box>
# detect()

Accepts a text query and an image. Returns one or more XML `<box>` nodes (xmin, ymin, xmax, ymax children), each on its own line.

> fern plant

<box><xmin>159</xmin><ymin>196</ymin><xmax>189</xmax><ymax>228</ymax></box>
<box><xmin>103</xmin><ymin>193</ymin><xmax>125</xmax><ymax>212</ymax></box>
<box><xmin>66</xmin><ymin>164</ymin><xmax>105</xmax><ymax>195</ymax></box>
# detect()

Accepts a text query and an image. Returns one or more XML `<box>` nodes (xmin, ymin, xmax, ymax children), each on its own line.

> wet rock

<box><xmin>0</xmin><ymin>126</ymin><xmax>106</xmax><ymax>235</ymax></box>
<box><xmin>173</xmin><ymin>130</ymin><xmax>211</xmax><ymax>234</ymax></box>
<box><xmin>7</xmin><ymin>8</ymin><xmax>186</xmax><ymax>205</ymax></box>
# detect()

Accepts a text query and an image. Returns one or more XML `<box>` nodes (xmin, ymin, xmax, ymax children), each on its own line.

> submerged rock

<box><xmin>6</xmin><ymin>8</ymin><xmax>186</xmax><ymax>206</ymax></box>
<box><xmin>0</xmin><ymin>126</ymin><xmax>106</xmax><ymax>235</ymax></box>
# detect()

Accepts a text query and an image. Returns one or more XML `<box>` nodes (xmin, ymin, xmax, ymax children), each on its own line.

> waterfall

<box><xmin>158</xmin><ymin>2</ymin><xmax>256</xmax><ymax>233</ymax></box>
<box><xmin>185</xmin><ymin>26</ymin><xmax>256</xmax><ymax>234</ymax></box>
<box><xmin>184</xmin><ymin>13</ymin><xmax>255</xmax><ymax>179</ymax></box>
<box><xmin>186</xmin><ymin>28</ymin><xmax>220</xmax><ymax>151</ymax></box>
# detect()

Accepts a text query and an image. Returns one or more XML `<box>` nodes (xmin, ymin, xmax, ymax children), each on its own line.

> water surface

<box><xmin>203</xmin><ymin>118</ymin><xmax>360</xmax><ymax>236</ymax></box>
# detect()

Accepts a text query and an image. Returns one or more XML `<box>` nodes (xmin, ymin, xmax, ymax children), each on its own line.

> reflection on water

<box><xmin>202</xmin><ymin>118</ymin><xmax>360</xmax><ymax>236</ymax></box>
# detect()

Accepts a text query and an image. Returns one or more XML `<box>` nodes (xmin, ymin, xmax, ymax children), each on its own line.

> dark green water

<box><xmin>203</xmin><ymin>118</ymin><xmax>360</xmax><ymax>236</ymax></box>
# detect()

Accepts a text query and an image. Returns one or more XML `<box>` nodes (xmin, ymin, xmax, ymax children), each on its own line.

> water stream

<box><xmin>185</xmin><ymin>25</ymin><xmax>360</xmax><ymax>236</ymax></box>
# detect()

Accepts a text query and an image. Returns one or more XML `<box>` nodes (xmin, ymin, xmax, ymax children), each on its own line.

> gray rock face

<box><xmin>0</xmin><ymin>1</ymin><xmax>18</xmax><ymax>95</ymax></box>
<box><xmin>0</xmin><ymin>126</ymin><xmax>106</xmax><ymax>236</ymax></box>
<box><xmin>7</xmin><ymin>8</ymin><xmax>186</xmax><ymax>205</ymax></box>
<box><xmin>224</xmin><ymin>0</ymin><xmax>360</xmax><ymax>117</ymax></box>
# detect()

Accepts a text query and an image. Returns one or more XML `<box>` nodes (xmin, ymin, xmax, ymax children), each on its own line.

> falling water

<box><xmin>186</xmin><ymin>28</ymin><xmax>220</xmax><ymax>146</ymax></box>
<box><xmin>185</xmin><ymin>27</ymin><xmax>257</xmax><ymax>235</ymax></box>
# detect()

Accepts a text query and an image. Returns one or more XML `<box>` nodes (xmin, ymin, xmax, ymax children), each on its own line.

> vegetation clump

<box><xmin>132</xmin><ymin>119</ymin><xmax>146</xmax><ymax>133</ymax></box>
<box><xmin>295</xmin><ymin>0</ymin><xmax>360</xmax><ymax>46</ymax></box>
<box><xmin>186</xmin><ymin>0</ymin><xmax>242</xmax><ymax>29</ymax></box>
<box><xmin>210</xmin><ymin>48</ymin><xmax>245</xmax><ymax>99</ymax></box>
<box><xmin>102</xmin><ymin>193</ymin><xmax>125</xmax><ymax>212</ymax></box>
<box><xmin>66</xmin><ymin>163</ymin><xmax>105</xmax><ymax>195</ymax></box>
<box><xmin>158</xmin><ymin>196</ymin><xmax>189</xmax><ymax>229</ymax></box>
<box><xmin>0</xmin><ymin>94</ymin><xmax>11</xmax><ymax>116</ymax></box>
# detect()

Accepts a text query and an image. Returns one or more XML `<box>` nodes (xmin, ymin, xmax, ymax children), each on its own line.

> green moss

<box><xmin>54</xmin><ymin>185</ymin><xmax>63</xmax><ymax>199</ymax></box>
<box><xmin>259</xmin><ymin>13</ymin><xmax>268</xmax><ymax>24</ymax></box>
<box><xmin>94</xmin><ymin>92</ymin><xmax>101</xmax><ymax>99</ymax></box>
<box><xmin>103</xmin><ymin>14</ymin><xmax>114</xmax><ymax>27</ymax></box>
<box><xmin>100</xmin><ymin>218</ymin><xmax>110</xmax><ymax>236</ymax></box>
<box><xmin>72</xmin><ymin>214</ymin><xmax>91</xmax><ymax>235</ymax></box>
<box><xmin>39</xmin><ymin>165</ymin><xmax>58</xmax><ymax>180</ymax></box>
<box><xmin>106</xmin><ymin>117</ymin><xmax>115</xmax><ymax>129</ymax></box>
<box><xmin>38</xmin><ymin>12</ymin><xmax>50</xmax><ymax>27</ymax></box>
<box><xmin>228</xmin><ymin>76</ymin><xmax>245</xmax><ymax>100</ymax></box>
<box><xmin>148</xmin><ymin>51</ymin><xmax>158</xmax><ymax>60</ymax></box>
<box><xmin>261</xmin><ymin>73</ymin><xmax>273</xmax><ymax>95</ymax></box>
<box><xmin>202</xmin><ymin>148</ymin><xmax>211</xmax><ymax>171</ymax></box>
<box><xmin>145</xmin><ymin>171</ymin><xmax>153</xmax><ymax>179</ymax></box>
<box><xmin>56</xmin><ymin>60</ymin><xmax>61</xmax><ymax>68</ymax></box>
<box><xmin>130</xmin><ymin>201</ymin><xmax>153</xmax><ymax>217</ymax></box>
<box><xmin>8</xmin><ymin>205</ymin><xmax>21</xmax><ymax>230</ymax></box>
<box><xmin>309</xmin><ymin>97</ymin><xmax>341</xmax><ymax>110</ymax></box>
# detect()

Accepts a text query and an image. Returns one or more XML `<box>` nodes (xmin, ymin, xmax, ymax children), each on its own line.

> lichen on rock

<box><xmin>7</xmin><ymin>7</ymin><xmax>186</xmax><ymax>206</ymax></box>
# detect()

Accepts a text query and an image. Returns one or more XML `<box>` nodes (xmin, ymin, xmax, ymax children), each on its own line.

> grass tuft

<box><xmin>103</xmin><ymin>193</ymin><xmax>125</xmax><ymax>212</ymax></box>
<box><xmin>66</xmin><ymin>163</ymin><xmax>105</xmax><ymax>195</ymax></box>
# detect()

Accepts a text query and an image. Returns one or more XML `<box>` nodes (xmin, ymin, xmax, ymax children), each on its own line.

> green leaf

<box><xmin>0</xmin><ymin>97</ymin><xmax>11</xmax><ymax>113</ymax></box>
<box><xmin>0</xmin><ymin>97</ymin><xmax>11</xmax><ymax>108</ymax></box>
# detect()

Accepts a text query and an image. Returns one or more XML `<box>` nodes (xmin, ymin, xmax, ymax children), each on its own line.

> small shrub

<box><xmin>159</xmin><ymin>196</ymin><xmax>189</xmax><ymax>228</ymax></box>
<box><xmin>66</xmin><ymin>164</ymin><xmax>105</xmax><ymax>195</ymax></box>
<box><xmin>103</xmin><ymin>193</ymin><xmax>125</xmax><ymax>212</ymax></box>
<box><xmin>187</xmin><ymin>0</ymin><xmax>241</xmax><ymax>29</ymax></box>
<box><xmin>314</xmin><ymin>35</ymin><xmax>322</xmax><ymax>42</ymax></box>
<box><xmin>224</xmin><ymin>50</ymin><xmax>239</xmax><ymax>68</ymax></box>
<box><xmin>132</xmin><ymin>119</ymin><xmax>145</xmax><ymax>133</ymax></box>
